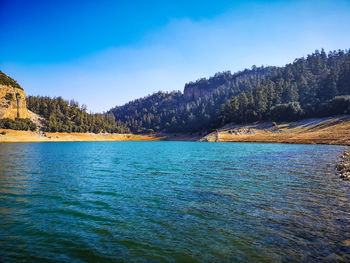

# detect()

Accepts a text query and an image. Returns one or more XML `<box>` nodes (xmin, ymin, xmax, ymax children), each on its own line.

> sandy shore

<box><xmin>0</xmin><ymin>129</ymin><xmax>163</xmax><ymax>142</ymax></box>
<box><xmin>201</xmin><ymin>116</ymin><xmax>350</xmax><ymax>146</ymax></box>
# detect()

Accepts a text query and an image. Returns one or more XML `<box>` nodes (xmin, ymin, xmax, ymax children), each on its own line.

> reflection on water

<box><xmin>0</xmin><ymin>142</ymin><xmax>350</xmax><ymax>262</ymax></box>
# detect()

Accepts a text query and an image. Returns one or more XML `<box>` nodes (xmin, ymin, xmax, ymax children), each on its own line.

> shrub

<box><xmin>327</xmin><ymin>96</ymin><xmax>350</xmax><ymax>115</ymax></box>
<box><xmin>0</xmin><ymin>118</ymin><xmax>37</xmax><ymax>131</ymax></box>
<box><xmin>270</xmin><ymin>102</ymin><xmax>303</xmax><ymax>121</ymax></box>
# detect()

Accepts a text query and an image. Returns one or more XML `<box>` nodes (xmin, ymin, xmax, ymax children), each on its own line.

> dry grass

<box><xmin>216</xmin><ymin>116</ymin><xmax>350</xmax><ymax>145</ymax></box>
<box><xmin>0</xmin><ymin>129</ymin><xmax>163</xmax><ymax>143</ymax></box>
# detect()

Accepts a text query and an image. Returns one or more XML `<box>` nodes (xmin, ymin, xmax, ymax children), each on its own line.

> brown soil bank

<box><xmin>0</xmin><ymin>130</ymin><xmax>162</xmax><ymax>142</ymax></box>
<box><xmin>201</xmin><ymin>115</ymin><xmax>350</xmax><ymax>145</ymax></box>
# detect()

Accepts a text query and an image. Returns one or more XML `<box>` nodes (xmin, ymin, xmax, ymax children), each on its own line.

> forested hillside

<box><xmin>27</xmin><ymin>96</ymin><xmax>130</xmax><ymax>133</ymax></box>
<box><xmin>109</xmin><ymin>67</ymin><xmax>277</xmax><ymax>133</ymax></box>
<box><xmin>109</xmin><ymin>49</ymin><xmax>350</xmax><ymax>133</ymax></box>
<box><xmin>219</xmin><ymin>49</ymin><xmax>350</xmax><ymax>125</ymax></box>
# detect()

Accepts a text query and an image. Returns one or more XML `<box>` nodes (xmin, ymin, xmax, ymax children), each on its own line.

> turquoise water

<box><xmin>0</xmin><ymin>142</ymin><xmax>349</xmax><ymax>262</ymax></box>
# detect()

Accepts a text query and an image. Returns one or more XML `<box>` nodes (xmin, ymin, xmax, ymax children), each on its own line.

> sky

<box><xmin>1</xmin><ymin>0</ymin><xmax>350</xmax><ymax>112</ymax></box>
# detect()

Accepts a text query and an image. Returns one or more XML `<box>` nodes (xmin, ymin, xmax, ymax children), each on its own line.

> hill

<box><xmin>0</xmin><ymin>71</ymin><xmax>130</xmax><ymax>133</ymax></box>
<box><xmin>0</xmin><ymin>70</ymin><xmax>22</xmax><ymax>90</ymax></box>
<box><xmin>0</xmin><ymin>72</ymin><xmax>30</xmax><ymax>120</ymax></box>
<box><xmin>109</xmin><ymin>66</ymin><xmax>276</xmax><ymax>133</ymax></box>
<box><xmin>26</xmin><ymin>96</ymin><xmax>130</xmax><ymax>133</ymax></box>
<box><xmin>0</xmin><ymin>71</ymin><xmax>37</xmax><ymax>131</ymax></box>
<box><xmin>109</xmin><ymin>49</ymin><xmax>350</xmax><ymax>133</ymax></box>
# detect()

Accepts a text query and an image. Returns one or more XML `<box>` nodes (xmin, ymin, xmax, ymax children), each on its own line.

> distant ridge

<box><xmin>109</xmin><ymin>49</ymin><xmax>350</xmax><ymax>133</ymax></box>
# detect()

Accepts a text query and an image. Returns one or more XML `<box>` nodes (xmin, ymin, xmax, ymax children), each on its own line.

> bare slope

<box><xmin>200</xmin><ymin>115</ymin><xmax>350</xmax><ymax>145</ymax></box>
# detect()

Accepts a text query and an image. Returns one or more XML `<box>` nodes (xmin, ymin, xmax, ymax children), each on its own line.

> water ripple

<box><xmin>0</xmin><ymin>142</ymin><xmax>350</xmax><ymax>262</ymax></box>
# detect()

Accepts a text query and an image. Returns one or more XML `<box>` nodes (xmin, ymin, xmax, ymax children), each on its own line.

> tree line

<box><xmin>26</xmin><ymin>96</ymin><xmax>130</xmax><ymax>133</ymax></box>
<box><xmin>0</xmin><ymin>118</ymin><xmax>36</xmax><ymax>131</ymax></box>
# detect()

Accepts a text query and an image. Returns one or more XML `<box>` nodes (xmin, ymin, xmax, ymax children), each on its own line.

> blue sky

<box><xmin>1</xmin><ymin>0</ymin><xmax>350</xmax><ymax>112</ymax></box>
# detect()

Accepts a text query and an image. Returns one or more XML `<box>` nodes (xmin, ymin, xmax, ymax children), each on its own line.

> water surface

<box><xmin>0</xmin><ymin>142</ymin><xmax>349</xmax><ymax>262</ymax></box>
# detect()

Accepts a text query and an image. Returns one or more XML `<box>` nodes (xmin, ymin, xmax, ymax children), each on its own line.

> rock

<box><xmin>0</xmin><ymin>84</ymin><xmax>30</xmax><ymax>119</ymax></box>
<box><xmin>183</xmin><ymin>73</ymin><xmax>232</xmax><ymax>100</ymax></box>
<box><xmin>336</xmin><ymin>150</ymin><xmax>350</xmax><ymax>180</ymax></box>
<box><xmin>341</xmin><ymin>172</ymin><xmax>350</xmax><ymax>180</ymax></box>
<box><xmin>183</xmin><ymin>84</ymin><xmax>216</xmax><ymax>100</ymax></box>
<box><xmin>336</xmin><ymin>162</ymin><xmax>350</xmax><ymax>171</ymax></box>
<box><xmin>199</xmin><ymin>131</ymin><xmax>219</xmax><ymax>142</ymax></box>
<box><xmin>341</xmin><ymin>239</ymin><xmax>350</xmax><ymax>246</ymax></box>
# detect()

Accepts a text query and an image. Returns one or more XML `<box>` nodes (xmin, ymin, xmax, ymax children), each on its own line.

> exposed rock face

<box><xmin>0</xmin><ymin>84</ymin><xmax>30</xmax><ymax>119</ymax></box>
<box><xmin>199</xmin><ymin>131</ymin><xmax>219</xmax><ymax>142</ymax></box>
<box><xmin>183</xmin><ymin>83</ymin><xmax>217</xmax><ymax>100</ymax></box>
<box><xmin>183</xmin><ymin>72</ymin><xmax>232</xmax><ymax>100</ymax></box>
<box><xmin>336</xmin><ymin>150</ymin><xmax>350</xmax><ymax>180</ymax></box>
<box><xmin>183</xmin><ymin>80</ymin><xmax>221</xmax><ymax>100</ymax></box>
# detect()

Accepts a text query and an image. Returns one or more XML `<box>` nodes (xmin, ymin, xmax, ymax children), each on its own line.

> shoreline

<box><xmin>0</xmin><ymin>129</ymin><xmax>164</xmax><ymax>143</ymax></box>
<box><xmin>0</xmin><ymin>129</ymin><xmax>349</xmax><ymax>145</ymax></box>
<box><xmin>1</xmin><ymin>115</ymin><xmax>350</xmax><ymax>145</ymax></box>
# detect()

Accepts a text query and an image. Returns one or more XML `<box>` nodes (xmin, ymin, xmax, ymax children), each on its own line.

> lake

<box><xmin>0</xmin><ymin>142</ymin><xmax>349</xmax><ymax>262</ymax></box>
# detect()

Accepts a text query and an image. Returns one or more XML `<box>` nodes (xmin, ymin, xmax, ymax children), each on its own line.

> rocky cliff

<box><xmin>183</xmin><ymin>71</ymin><xmax>233</xmax><ymax>100</ymax></box>
<box><xmin>0</xmin><ymin>84</ymin><xmax>30</xmax><ymax>119</ymax></box>
<box><xmin>183</xmin><ymin>79</ymin><xmax>220</xmax><ymax>100</ymax></box>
